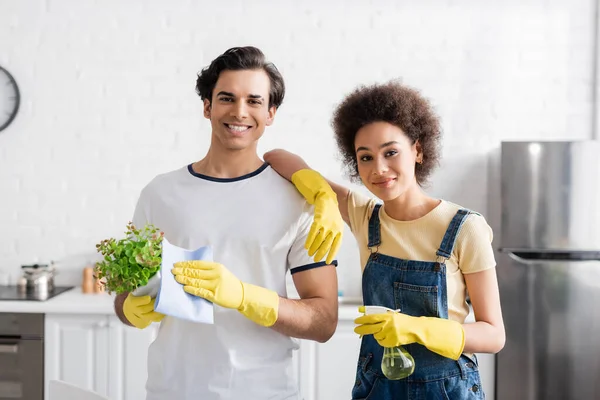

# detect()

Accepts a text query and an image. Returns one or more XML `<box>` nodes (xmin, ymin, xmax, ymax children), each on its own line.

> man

<box><xmin>113</xmin><ymin>46</ymin><xmax>341</xmax><ymax>400</ymax></box>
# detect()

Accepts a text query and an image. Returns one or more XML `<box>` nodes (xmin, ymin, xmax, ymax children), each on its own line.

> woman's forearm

<box><xmin>264</xmin><ymin>148</ymin><xmax>351</xmax><ymax>225</ymax></box>
<box><xmin>264</xmin><ymin>149</ymin><xmax>310</xmax><ymax>181</ymax></box>
<box><xmin>462</xmin><ymin>320</ymin><xmax>506</xmax><ymax>354</ymax></box>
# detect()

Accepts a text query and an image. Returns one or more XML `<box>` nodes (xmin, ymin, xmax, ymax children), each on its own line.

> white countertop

<box><xmin>0</xmin><ymin>288</ymin><xmax>362</xmax><ymax>319</ymax></box>
<box><xmin>338</xmin><ymin>302</ymin><xmax>362</xmax><ymax>321</ymax></box>
<box><xmin>0</xmin><ymin>287</ymin><xmax>116</xmax><ymax>314</ymax></box>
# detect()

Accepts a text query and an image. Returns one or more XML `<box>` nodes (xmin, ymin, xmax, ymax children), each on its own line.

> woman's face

<box><xmin>354</xmin><ymin>121</ymin><xmax>421</xmax><ymax>202</ymax></box>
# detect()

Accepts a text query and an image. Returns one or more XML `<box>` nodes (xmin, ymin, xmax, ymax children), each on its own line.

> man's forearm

<box><xmin>114</xmin><ymin>292</ymin><xmax>133</xmax><ymax>326</ymax></box>
<box><xmin>271</xmin><ymin>296</ymin><xmax>338</xmax><ymax>343</ymax></box>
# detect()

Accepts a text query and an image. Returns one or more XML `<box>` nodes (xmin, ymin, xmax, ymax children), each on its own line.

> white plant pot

<box><xmin>131</xmin><ymin>271</ymin><xmax>161</xmax><ymax>298</ymax></box>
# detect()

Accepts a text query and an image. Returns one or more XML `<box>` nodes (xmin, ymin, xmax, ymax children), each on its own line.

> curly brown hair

<box><xmin>332</xmin><ymin>80</ymin><xmax>442</xmax><ymax>186</ymax></box>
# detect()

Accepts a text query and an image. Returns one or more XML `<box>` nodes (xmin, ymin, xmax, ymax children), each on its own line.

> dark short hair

<box><xmin>332</xmin><ymin>80</ymin><xmax>442</xmax><ymax>186</ymax></box>
<box><xmin>195</xmin><ymin>46</ymin><xmax>285</xmax><ymax>109</ymax></box>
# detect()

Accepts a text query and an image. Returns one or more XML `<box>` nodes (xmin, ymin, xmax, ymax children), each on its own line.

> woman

<box><xmin>264</xmin><ymin>81</ymin><xmax>505</xmax><ymax>399</ymax></box>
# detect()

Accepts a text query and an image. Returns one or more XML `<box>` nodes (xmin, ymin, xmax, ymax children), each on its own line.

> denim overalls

<box><xmin>351</xmin><ymin>204</ymin><xmax>484</xmax><ymax>400</ymax></box>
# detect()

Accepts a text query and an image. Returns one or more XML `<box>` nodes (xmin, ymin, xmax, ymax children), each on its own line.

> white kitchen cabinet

<box><xmin>106</xmin><ymin>316</ymin><xmax>159</xmax><ymax>400</ymax></box>
<box><xmin>476</xmin><ymin>352</ymin><xmax>495</xmax><ymax>400</ymax></box>
<box><xmin>44</xmin><ymin>314</ymin><xmax>158</xmax><ymax>400</ymax></box>
<box><xmin>297</xmin><ymin>319</ymin><xmax>361</xmax><ymax>400</ymax></box>
<box><xmin>44</xmin><ymin>314</ymin><xmax>108</xmax><ymax>399</ymax></box>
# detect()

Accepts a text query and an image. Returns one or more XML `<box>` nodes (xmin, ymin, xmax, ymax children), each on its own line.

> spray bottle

<box><xmin>362</xmin><ymin>305</ymin><xmax>415</xmax><ymax>380</ymax></box>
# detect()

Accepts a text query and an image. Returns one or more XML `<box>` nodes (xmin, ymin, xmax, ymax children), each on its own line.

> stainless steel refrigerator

<box><xmin>497</xmin><ymin>141</ymin><xmax>600</xmax><ymax>399</ymax></box>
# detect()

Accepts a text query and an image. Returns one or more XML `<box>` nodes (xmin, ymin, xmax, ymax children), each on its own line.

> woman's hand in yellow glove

<box><xmin>354</xmin><ymin>309</ymin><xmax>418</xmax><ymax>347</ymax></box>
<box><xmin>291</xmin><ymin>169</ymin><xmax>343</xmax><ymax>264</ymax></box>
<box><xmin>354</xmin><ymin>307</ymin><xmax>465</xmax><ymax>360</ymax></box>
<box><xmin>123</xmin><ymin>294</ymin><xmax>164</xmax><ymax>329</ymax></box>
<box><xmin>172</xmin><ymin>261</ymin><xmax>279</xmax><ymax>327</ymax></box>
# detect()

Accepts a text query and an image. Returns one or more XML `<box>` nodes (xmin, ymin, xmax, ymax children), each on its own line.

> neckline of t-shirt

<box><xmin>186</xmin><ymin>162</ymin><xmax>269</xmax><ymax>183</ymax></box>
<box><xmin>379</xmin><ymin>199</ymin><xmax>447</xmax><ymax>225</ymax></box>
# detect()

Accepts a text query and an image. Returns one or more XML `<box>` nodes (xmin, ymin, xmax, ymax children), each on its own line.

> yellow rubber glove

<box><xmin>123</xmin><ymin>294</ymin><xmax>165</xmax><ymax>329</ymax></box>
<box><xmin>172</xmin><ymin>261</ymin><xmax>279</xmax><ymax>327</ymax></box>
<box><xmin>291</xmin><ymin>169</ymin><xmax>343</xmax><ymax>264</ymax></box>
<box><xmin>354</xmin><ymin>307</ymin><xmax>465</xmax><ymax>360</ymax></box>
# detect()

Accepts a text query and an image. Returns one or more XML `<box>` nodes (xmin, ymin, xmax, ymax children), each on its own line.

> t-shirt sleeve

<box><xmin>288</xmin><ymin>203</ymin><xmax>338</xmax><ymax>275</ymax></box>
<box><xmin>347</xmin><ymin>190</ymin><xmax>377</xmax><ymax>237</ymax></box>
<box><xmin>131</xmin><ymin>190</ymin><xmax>150</xmax><ymax>229</ymax></box>
<box><xmin>455</xmin><ymin>213</ymin><xmax>497</xmax><ymax>274</ymax></box>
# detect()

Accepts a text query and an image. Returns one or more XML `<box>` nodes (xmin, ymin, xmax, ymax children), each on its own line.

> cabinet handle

<box><xmin>0</xmin><ymin>344</ymin><xmax>18</xmax><ymax>353</ymax></box>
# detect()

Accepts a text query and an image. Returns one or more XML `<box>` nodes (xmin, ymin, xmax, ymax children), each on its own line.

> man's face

<box><xmin>204</xmin><ymin>69</ymin><xmax>276</xmax><ymax>152</ymax></box>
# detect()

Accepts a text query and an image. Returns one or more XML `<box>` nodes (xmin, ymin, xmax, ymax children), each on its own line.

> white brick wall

<box><xmin>0</xmin><ymin>0</ymin><xmax>595</xmax><ymax>294</ymax></box>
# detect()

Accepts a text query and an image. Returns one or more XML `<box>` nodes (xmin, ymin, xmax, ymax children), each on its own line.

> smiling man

<box><xmin>113</xmin><ymin>47</ymin><xmax>340</xmax><ymax>400</ymax></box>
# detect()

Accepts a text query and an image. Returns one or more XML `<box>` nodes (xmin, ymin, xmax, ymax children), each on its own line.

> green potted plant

<box><xmin>94</xmin><ymin>222</ymin><xmax>164</xmax><ymax>296</ymax></box>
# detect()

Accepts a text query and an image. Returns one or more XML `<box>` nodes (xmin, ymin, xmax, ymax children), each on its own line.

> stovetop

<box><xmin>0</xmin><ymin>285</ymin><xmax>74</xmax><ymax>301</ymax></box>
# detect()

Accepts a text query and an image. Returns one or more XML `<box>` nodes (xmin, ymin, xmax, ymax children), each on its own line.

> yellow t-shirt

<box><xmin>347</xmin><ymin>191</ymin><xmax>496</xmax><ymax>324</ymax></box>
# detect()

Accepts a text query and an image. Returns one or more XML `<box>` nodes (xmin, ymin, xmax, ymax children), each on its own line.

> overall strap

<box><xmin>367</xmin><ymin>204</ymin><xmax>383</xmax><ymax>248</ymax></box>
<box><xmin>436</xmin><ymin>209</ymin><xmax>472</xmax><ymax>260</ymax></box>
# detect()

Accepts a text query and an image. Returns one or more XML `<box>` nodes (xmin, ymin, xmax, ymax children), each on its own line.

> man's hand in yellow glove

<box><xmin>123</xmin><ymin>294</ymin><xmax>165</xmax><ymax>329</ymax></box>
<box><xmin>291</xmin><ymin>169</ymin><xmax>343</xmax><ymax>264</ymax></box>
<box><xmin>354</xmin><ymin>307</ymin><xmax>465</xmax><ymax>360</ymax></box>
<box><xmin>172</xmin><ymin>261</ymin><xmax>279</xmax><ymax>327</ymax></box>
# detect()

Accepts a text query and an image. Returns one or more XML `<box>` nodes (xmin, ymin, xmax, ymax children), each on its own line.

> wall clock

<box><xmin>0</xmin><ymin>66</ymin><xmax>20</xmax><ymax>132</ymax></box>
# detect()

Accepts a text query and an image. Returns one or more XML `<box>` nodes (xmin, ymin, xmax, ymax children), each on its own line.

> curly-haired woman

<box><xmin>265</xmin><ymin>81</ymin><xmax>504</xmax><ymax>399</ymax></box>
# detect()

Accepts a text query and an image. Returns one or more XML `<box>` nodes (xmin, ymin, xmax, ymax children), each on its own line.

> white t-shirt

<box><xmin>132</xmin><ymin>163</ymin><xmax>322</xmax><ymax>400</ymax></box>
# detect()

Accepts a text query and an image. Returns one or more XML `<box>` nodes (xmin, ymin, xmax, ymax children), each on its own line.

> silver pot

<box><xmin>19</xmin><ymin>264</ymin><xmax>55</xmax><ymax>293</ymax></box>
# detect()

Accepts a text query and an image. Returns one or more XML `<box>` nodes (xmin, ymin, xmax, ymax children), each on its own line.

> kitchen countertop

<box><xmin>0</xmin><ymin>287</ymin><xmax>363</xmax><ymax>319</ymax></box>
<box><xmin>0</xmin><ymin>287</ymin><xmax>116</xmax><ymax>314</ymax></box>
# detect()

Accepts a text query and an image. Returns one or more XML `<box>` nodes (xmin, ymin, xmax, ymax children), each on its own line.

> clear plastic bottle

<box><xmin>362</xmin><ymin>305</ymin><xmax>415</xmax><ymax>380</ymax></box>
<box><xmin>381</xmin><ymin>345</ymin><xmax>415</xmax><ymax>380</ymax></box>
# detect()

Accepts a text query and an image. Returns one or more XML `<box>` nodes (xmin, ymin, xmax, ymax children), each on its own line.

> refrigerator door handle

<box><xmin>501</xmin><ymin>249</ymin><xmax>600</xmax><ymax>263</ymax></box>
<box><xmin>0</xmin><ymin>343</ymin><xmax>18</xmax><ymax>354</ymax></box>
<box><xmin>506</xmin><ymin>252</ymin><xmax>537</xmax><ymax>264</ymax></box>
